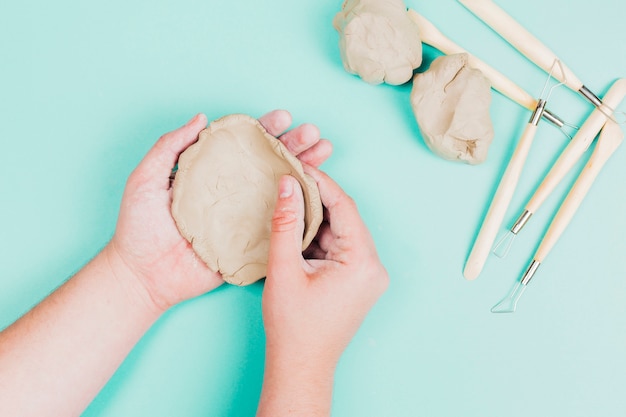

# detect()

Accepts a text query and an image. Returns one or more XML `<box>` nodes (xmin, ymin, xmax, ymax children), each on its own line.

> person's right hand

<box><xmin>257</xmin><ymin>167</ymin><xmax>388</xmax><ymax>416</ymax></box>
<box><xmin>263</xmin><ymin>166</ymin><xmax>389</xmax><ymax>370</ymax></box>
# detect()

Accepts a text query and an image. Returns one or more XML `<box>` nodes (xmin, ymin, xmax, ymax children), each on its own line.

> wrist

<box><xmin>258</xmin><ymin>349</ymin><xmax>337</xmax><ymax>417</ymax></box>
<box><xmin>266</xmin><ymin>350</ymin><xmax>338</xmax><ymax>378</ymax></box>
<box><xmin>102</xmin><ymin>242</ymin><xmax>168</xmax><ymax>316</ymax></box>
<box><xmin>263</xmin><ymin>343</ymin><xmax>339</xmax><ymax>394</ymax></box>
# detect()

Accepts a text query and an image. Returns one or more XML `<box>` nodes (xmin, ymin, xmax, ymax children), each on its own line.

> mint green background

<box><xmin>1</xmin><ymin>0</ymin><xmax>625</xmax><ymax>416</ymax></box>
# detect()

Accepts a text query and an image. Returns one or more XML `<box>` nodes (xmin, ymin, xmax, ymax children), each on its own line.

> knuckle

<box><xmin>342</xmin><ymin>194</ymin><xmax>358</xmax><ymax>210</ymax></box>
<box><xmin>377</xmin><ymin>267</ymin><xmax>390</xmax><ymax>293</ymax></box>
<box><xmin>364</xmin><ymin>261</ymin><xmax>389</xmax><ymax>295</ymax></box>
<box><xmin>157</xmin><ymin>132</ymin><xmax>171</xmax><ymax>143</ymax></box>
<box><xmin>271</xmin><ymin>208</ymin><xmax>299</xmax><ymax>232</ymax></box>
<box><xmin>152</xmin><ymin>135</ymin><xmax>169</xmax><ymax>155</ymax></box>
<box><xmin>329</xmin><ymin>192</ymin><xmax>357</xmax><ymax>213</ymax></box>
<box><xmin>127</xmin><ymin>168</ymin><xmax>146</xmax><ymax>188</ymax></box>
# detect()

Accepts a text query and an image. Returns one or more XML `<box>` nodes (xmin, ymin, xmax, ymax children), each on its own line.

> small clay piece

<box><xmin>410</xmin><ymin>53</ymin><xmax>494</xmax><ymax>164</ymax></box>
<box><xmin>171</xmin><ymin>114</ymin><xmax>323</xmax><ymax>286</ymax></box>
<box><xmin>333</xmin><ymin>0</ymin><xmax>422</xmax><ymax>85</ymax></box>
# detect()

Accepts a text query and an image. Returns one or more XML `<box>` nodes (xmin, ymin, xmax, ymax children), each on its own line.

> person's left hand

<box><xmin>105</xmin><ymin>110</ymin><xmax>332</xmax><ymax>312</ymax></box>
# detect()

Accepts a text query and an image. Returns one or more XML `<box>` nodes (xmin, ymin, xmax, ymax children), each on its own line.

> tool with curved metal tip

<box><xmin>493</xmin><ymin>121</ymin><xmax>623</xmax><ymax>313</ymax></box>
<box><xmin>464</xmin><ymin>63</ymin><xmax>569</xmax><ymax>278</ymax></box>
<box><xmin>491</xmin><ymin>281</ymin><xmax>526</xmax><ymax>313</ymax></box>
<box><xmin>503</xmin><ymin>78</ymin><xmax>626</xmax><ymax>239</ymax></box>
<box><xmin>463</xmin><ymin>99</ymin><xmax>544</xmax><ymax>280</ymax></box>
<box><xmin>407</xmin><ymin>9</ymin><xmax>565</xmax><ymax>128</ymax></box>
<box><xmin>533</xmin><ymin>120</ymin><xmax>623</xmax><ymax>263</ymax></box>
<box><xmin>457</xmin><ymin>0</ymin><xmax>603</xmax><ymax>107</ymax></box>
<box><xmin>492</xmin><ymin>230</ymin><xmax>515</xmax><ymax>259</ymax></box>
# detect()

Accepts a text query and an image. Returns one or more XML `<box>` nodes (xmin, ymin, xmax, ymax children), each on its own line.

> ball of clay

<box><xmin>333</xmin><ymin>0</ymin><xmax>422</xmax><ymax>85</ymax></box>
<box><xmin>410</xmin><ymin>53</ymin><xmax>494</xmax><ymax>164</ymax></box>
<box><xmin>171</xmin><ymin>114</ymin><xmax>323</xmax><ymax>286</ymax></box>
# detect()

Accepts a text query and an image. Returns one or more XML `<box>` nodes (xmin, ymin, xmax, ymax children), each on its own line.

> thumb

<box><xmin>133</xmin><ymin>113</ymin><xmax>208</xmax><ymax>190</ymax></box>
<box><xmin>267</xmin><ymin>175</ymin><xmax>305</xmax><ymax>279</ymax></box>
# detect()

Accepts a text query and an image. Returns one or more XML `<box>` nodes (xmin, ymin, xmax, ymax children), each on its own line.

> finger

<box><xmin>258</xmin><ymin>109</ymin><xmax>292</xmax><ymax>137</ymax></box>
<box><xmin>315</xmin><ymin>222</ymin><xmax>334</xmax><ymax>253</ymax></box>
<box><xmin>266</xmin><ymin>175</ymin><xmax>306</xmax><ymax>282</ymax></box>
<box><xmin>295</xmin><ymin>139</ymin><xmax>333</xmax><ymax>167</ymax></box>
<box><xmin>278</xmin><ymin>123</ymin><xmax>321</xmax><ymax>156</ymax></box>
<box><xmin>323</xmin><ymin>206</ymin><xmax>330</xmax><ymax>222</ymax></box>
<box><xmin>133</xmin><ymin>113</ymin><xmax>208</xmax><ymax>189</ymax></box>
<box><xmin>303</xmin><ymin>165</ymin><xmax>361</xmax><ymax>239</ymax></box>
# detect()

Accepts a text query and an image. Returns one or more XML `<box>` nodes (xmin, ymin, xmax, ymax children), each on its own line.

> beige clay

<box><xmin>171</xmin><ymin>114</ymin><xmax>323</xmax><ymax>286</ymax></box>
<box><xmin>410</xmin><ymin>53</ymin><xmax>494</xmax><ymax>164</ymax></box>
<box><xmin>333</xmin><ymin>0</ymin><xmax>422</xmax><ymax>85</ymax></box>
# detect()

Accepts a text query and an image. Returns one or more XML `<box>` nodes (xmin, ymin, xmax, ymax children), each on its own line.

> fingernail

<box><xmin>279</xmin><ymin>176</ymin><xmax>293</xmax><ymax>199</ymax></box>
<box><xmin>185</xmin><ymin>113</ymin><xmax>200</xmax><ymax>126</ymax></box>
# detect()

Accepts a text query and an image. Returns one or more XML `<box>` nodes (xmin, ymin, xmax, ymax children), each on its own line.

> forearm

<box><xmin>0</xmin><ymin>243</ymin><xmax>164</xmax><ymax>417</ymax></box>
<box><xmin>257</xmin><ymin>350</ymin><xmax>337</xmax><ymax>417</ymax></box>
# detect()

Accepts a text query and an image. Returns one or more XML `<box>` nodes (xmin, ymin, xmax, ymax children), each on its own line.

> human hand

<box><xmin>262</xmin><ymin>167</ymin><xmax>389</xmax><ymax>369</ymax></box>
<box><xmin>106</xmin><ymin>110</ymin><xmax>332</xmax><ymax>312</ymax></box>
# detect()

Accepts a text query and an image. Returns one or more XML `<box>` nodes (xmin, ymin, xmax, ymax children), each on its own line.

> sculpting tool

<box><xmin>491</xmin><ymin>120</ymin><xmax>623</xmax><ymax>313</ymax></box>
<box><xmin>457</xmin><ymin>0</ymin><xmax>604</xmax><ymax>108</ymax></box>
<box><xmin>406</xmin><ymin>10</ymin><xmax>590</xmax><ymax>280</ymax></box>
<box><xmin>463</xmin><ymin>64</ymin><xmax>566</xmax><ymax>280</ymax></box>
<box><xmin>407</xmin><ymin>10</ymin><xmax>565</xmax><ymax>128</ymax></box>
<box><xmin>491</xmin><ymin>78</ymin><xmax>626</xmax><ymax>261</ymax></box>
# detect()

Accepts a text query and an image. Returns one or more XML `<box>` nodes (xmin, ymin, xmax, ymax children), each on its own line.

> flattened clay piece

<box><xmin>410</xmin><ymin>53</ymin><xmax>494</xmax><ymax>164</ymax></box>
<box><xmin>333</xmin><ymin>0</ymin><xmax>422</xmax><ymax>85</ymax></box>
<box><xmin>171</xmin><ymin>114</ymin><xmax>323</xmax><ymax>286</ymax></box>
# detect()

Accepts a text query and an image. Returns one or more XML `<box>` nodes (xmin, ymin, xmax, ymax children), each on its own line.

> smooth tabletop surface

<box><xmin>2</xmin><ymin>0</ymin><xmax>625</xmax><ymax>416</ymax></box>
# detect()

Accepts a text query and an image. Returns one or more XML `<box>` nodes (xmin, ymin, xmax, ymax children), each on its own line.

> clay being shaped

<box><xmin>333</xmin><ymin>0</ymin><xmax>422</xmax><ymax>85</ymax></box>
<box><xmin>171</xmin><ymin>114</ymin><xmax>323</xmax><ymax>286</ymax></box>
<box><xmin>410</xmin><ymin>53</ymin><xmax>494</xmax><ymax>164</ymax></box>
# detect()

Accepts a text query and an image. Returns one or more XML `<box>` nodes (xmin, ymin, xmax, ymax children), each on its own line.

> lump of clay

<box><xmin>410</xmin><ymin>53</ymin><xmax>494</xmax><ymax>164</ymax></box>
<box><xmin>171</xmin><ymin>114</ymin><xmax>323</xmax><ymax>286</ymax></box>
<box><xmin>333</xmin><ymin>0</ymin><xmax>422</xmax><ymax>85</ymax></box>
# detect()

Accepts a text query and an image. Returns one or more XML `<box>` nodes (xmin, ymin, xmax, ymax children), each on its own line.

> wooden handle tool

<box><xmin>457</xmin><ymin>0</ymin><xmax>603</xmax><ymax>107</ymax></box>
<box><xmin>535</xmin><ymin>121</ymin><xmax>623</xmax><ymax>263</ymax></box>
<box><xmin>524</xmin><ymin>78</ymin><xmax>626</xmax><ymax>215</ymax></box>
<box><xmin>518</xmin><ymin>120</ymin><xmax>623</xmax><ymax>289</ymax></box>
<box><xmin>463</xmin><ymin>101</ymin><xmax>545</xmax><ymax>280</ymax></box>
<box><xmin>407</xmin><ymin>9</ymin><xmax>565</xmax><ymax>127</ymax></box>
<box><xmin>408</xmin><ymin>9</ymin><xmax>535</xmax><ymax>110</ymax></box>
<box><xmin>465</xmin><ymin>79</ymin><xmax>626</xmax><ymax>279</ymax></box>
<box><xmin>491</xmin><ymin>119</ymin><xmax>623</xmax><ymax>313</ymax></box>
